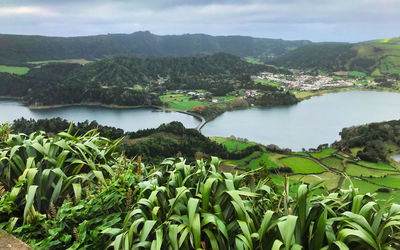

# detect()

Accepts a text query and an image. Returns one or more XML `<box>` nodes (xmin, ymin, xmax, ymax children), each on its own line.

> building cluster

<box><xmin>253</xmin><ymin>72</ymin><xmax>378</xmax><ymax>91</ymax></box>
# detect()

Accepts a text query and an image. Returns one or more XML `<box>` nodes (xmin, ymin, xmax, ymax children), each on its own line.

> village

<box><xmin>252</xmin><ymin>72</ymin><xmax>378</xmax><ymax>91</ymax></box>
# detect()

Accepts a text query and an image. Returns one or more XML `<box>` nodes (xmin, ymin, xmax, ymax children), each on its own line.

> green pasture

<box><xmin>160</xmin><ymin>93</ymin><xmax>207</xmax><ymax>110</ymax></box>
<box><xmin>310</xmin><ymin>148</ymin><xmax>336</xmax><ymax>159</ymax></box>
<box><xmin>342</xmin><ymin>178</ymin><xmax>382</xmax><ymax>194</ymax></box>
<box><xmin>254</xmin><ymin>79</ymin><xmax>280</xmax><ymax>87</ymax></box>
<box><xmin>345</xmin><ymin>163</ymin><xmax>390</xmax><ymax>178</ymax></box>
<box><xmin>293</xmin><ymin>152</ymin><xmax>310</xmax><ymax>157</ymax></box>
<box><xmin>0</xmin><ymin>65</ymin><xmax>29</xmax><ymax>75</ymax></box>
<box><xmin>244</xmin><ymin>57</ymin><xmax>264</xmax><ymax>65</ymax></box>
<box><xmin>247</xmin><ymin>152</ymin><xmax>282</xmax><ymax>170</ymax></box>
<box><xmin>280</xmin><ymin>156</ymin><xmax>325</xmax><ymax>174</ymax></box>
<box><xmin>366</xmin><ymin>175</ymin><xmax>400</xmax><ymax>189</ymax></box>
<box><xmin>321</xmin><ymin>157</ymin><xmax>344</xmax><ymax>171</ymax></box>
<box><xmin>348</xmin><ymin>71</ymin><xmax>367</xmax><ymax>78</ymax></box>
<box><xmin>210</xmin><ymin>137</ymin><xmax>256</xmax><ymax>152</ymax></box>
<box><xmin>358</xmin><ymin>161</ymin><xmax>395</xmax><ymax>170</ymax></box>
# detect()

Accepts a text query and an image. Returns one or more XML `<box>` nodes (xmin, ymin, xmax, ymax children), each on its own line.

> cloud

<box><xmin>0</xmin><ymin>6</ymin><xmax>59</xmax><ymax>17</ymax></box>
<box><xmin>0</xmin><ymin>0</ymin><xmax>398</xmax><ymax>42</ymax></box>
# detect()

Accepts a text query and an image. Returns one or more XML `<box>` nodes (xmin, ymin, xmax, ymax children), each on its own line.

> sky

<box><xmin>0</xmin><ymin>0</ymin><xmax>399</xmax><ymax>42</ymax></box>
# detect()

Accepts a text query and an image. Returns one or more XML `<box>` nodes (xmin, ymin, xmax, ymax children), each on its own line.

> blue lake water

<box><xmin>201</xmin><ymin>91</ymin><xmax>400</xmax><ymax>151</ymax></box>
<box><xmin>0</xmin><ymin>100</ymin><xmax>200</xmax><ymax>132</ymax></box>
<box><xmin>1</xmin><ymin>91</ymin><xmax>400</xmax><ymax>150</ymax></box>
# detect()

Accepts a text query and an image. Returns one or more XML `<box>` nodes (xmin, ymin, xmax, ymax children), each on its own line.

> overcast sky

<box><xmin>1</xmin><ymin>0</ymin><xmax>399</xmax><ymax>42</ymax></box>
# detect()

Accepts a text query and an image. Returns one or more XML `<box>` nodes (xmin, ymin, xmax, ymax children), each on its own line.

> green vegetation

<box><xmin>345</xmin><ymin>164</ymin><xmax>389</xmax><ymax>178</ymax></box>
<box><xmin>342</xmin><ymin>178</ymin><xmax>382</xmax><ymax>194</ymax></box>
<box><xmin>350</xmin><ymin>147</ymin><xmax>363</xmax><ymax>156</ymax></box>
<box><xmin>321</xmin><ymin>156</ymin><xmax>345</xmax><ymax>171</ymax></box>
<box><xmin>0</xmin><ymin>65</ymin><xmax>29</xmax><ymax>75</ymax></box>
<box><xmin>271</xmin><ymin>37</ymin><xmax>400</xmax><ymax>76</ymax></box>
<box><xmin>2</xmin><ymin>127</ymin><xmax>400</xmax><ymax>249</ymax></box>
<box><xmin>280</xmin><ymin>156</ymin><xmax>325</xmax><ymax>174</ymax></box>
<box><xmin>366</xmin><ymin>175</ymin><xmax>400</xmax><ymax>189</ymax></box>
<box><xmin>358</xmin><ymin>161</ymin><xmax>395</xmax><ymax>170</ymax></box>
<box><xmin>334</xmin><ymin>119</ymin><xmax>400</xmax><ymax>163</ymax></box>
<box><xmin>244</xmin><ymin>56</ymin><xmax>264</xmax><ymax>64</ymax></box>
<box><xmin>348</xmin><ymin>71</ymin><xmax>367</xmax><ymax>77</ymax></box>
<box><xmin>247</xmin><ymin>152</ymin><xmax>282</xmax><ymax>170</ymax></box>
<box><xmin>310</xmin><ymin>148</ymin><xmax>336</xmax><ymax>159</ymax></box>
<box><xmin>1</xmin><ymin>53</ymin><xmax>271</xmax><ymax>107</ymax></box>
<box><xmin>254</xmin><ymin>79</ymin><xmax>280</xmax><ymax>87</ymax></box>
<box><xmin>159</xmin><ymin>94</ymin><xmax>206</xmax><ymax>110</ymax></box>
<box><xmin>210</xmin><ymin>137</ymin><xmax>256</xmax><ymax>152</ymax></box>
<box><xmin>289</xmin><ymin>172</ymin><xmax>341</xmax><ymax>190</ymax></box>
<box><xmin>230</xmin><ymin>151</ymin><xmax>263</xmax><ymax>166</ymax></box>
<box><xmin>0</xmin><ymin>31</ymin><xmax>311</xmax><ymax>64</ymax></box>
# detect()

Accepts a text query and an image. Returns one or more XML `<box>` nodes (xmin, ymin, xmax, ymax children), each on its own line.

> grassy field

<box><xmin>254</xmin><ymin>79</ymin><xmax>280</xmax><ymax>87</ymax></box>
<box><xmin>358</xmin><ymin>161</ymin><xmax>395</xmax><ymax>170</ymax></box>
<box><xmin>342</xmin><ymin>178</ymin><xmax>382</xmax><ymax>193</ymax></box>
<box><xmin>321</xmin><ymin>157</ymin><xmax>345</xmax><ymax>171</ymax></box>
<box><xmin>290</xmin><ymin>172</ymin><xmax>341</xmax><ymax>190</ymax></box>
<box><xmin>348</xmin><ymin>71</ymin><xmax>367</xmax><ymax>78</ymax></box>
<box><xmin>345</xmin><ymin>164</ymin><xmax>390</xmax><ymax>178</ymax></box>
<box><xmin>159</xmin><ymin>93</ymin><xmax>207</xmax><ymax>110</ymax></box>
<box><xmin>366</xmin><ymin>175</ymin><xmax>400</xmax><ymax>189</ymax></box>
<box><xmin>210</xmin><ymin>137</ymin><xmax>256</xmax><ymax>152</ymax></box>
<box><xmin>0</xmin><ymin>65</ymin><xmax>29</xmax><ymax>75</ymax></box>
<box><xmin>211</xmin><ymin>137</ymin><xmax>400</xmax><ymax>199</ymax></box>
<box><xmin>247</xmin><ymin>152</ymin><xmax>282</xmax><ymax>170</ymax></box>
<box><xmin>310</xmin><ymin>148</ymin><xmax>336</xmax><ymax>159</ymax></box>
<box><xmin>244</xmin><ymin>57</ymin><xmax>264</xmax><ymax>65</ymax></box>
<box><xmin>280</xmin><ymin>156</ymin><xmax>325</xmax><ymax>174</ymax></box>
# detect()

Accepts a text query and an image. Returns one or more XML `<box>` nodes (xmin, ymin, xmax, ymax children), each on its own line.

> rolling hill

<box><xmin>0</xmin><ymin>31</ymin><xmax>310</xmax><ymax>64</ymax></box>
<box><xmin>271</xmin><ymin>37</ymin><xmax>400</xmax><ymax>76</ymax></box>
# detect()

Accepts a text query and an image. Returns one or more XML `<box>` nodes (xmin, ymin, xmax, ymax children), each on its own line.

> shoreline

<box><xmin>27</xmin><ymin>102</ymin><xmax>207</xmax><ymax>131</ymax></box>
<box><xmin>295</xmin><ymin>86</ymin><xmax>400</xmax><ymax>100</ymax></box>
<box><xmin>5</xmin><ymin>87</ymin><xmax>399</xmax><ymax>132</ymax></box>
<box><xmin>28</xmin><ymin>102</ymin><xmax>161</xmax><ymax>110</ymax></box>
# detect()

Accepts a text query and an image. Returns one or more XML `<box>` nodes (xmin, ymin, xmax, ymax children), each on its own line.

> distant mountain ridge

<box><xmin>270</xmin><ymin>38</ymin><xmax>400</xmax><ymax>75</ymax></box>
<box><xmin>0</xmin><ymin>31</ymin><xmax>311</xmax><ymax>64</ymax></box>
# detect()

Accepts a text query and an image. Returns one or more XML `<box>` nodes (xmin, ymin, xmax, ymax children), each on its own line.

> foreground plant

<box><xmin>0</xmin><ymin>130</ymin><xmax>399</xmax><ymax>249</ymax></box>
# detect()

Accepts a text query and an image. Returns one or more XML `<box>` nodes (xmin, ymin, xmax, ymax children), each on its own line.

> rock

<box><xmin>0</xmin><ymin>230</ymin><xmax>31</xmax><ymax>250</ymax></box>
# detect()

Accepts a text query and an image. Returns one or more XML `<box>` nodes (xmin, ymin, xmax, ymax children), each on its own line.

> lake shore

<box><xmin>28</xmin><ymin>102</ymin><xmax>207</xmax><ymax>131</ymax></box>
<box><xmin>295</xmin><ymin>86</ymin><xmax>400</xmax><ymax>100</ymax></box>
<box><xmin>28</xmin><ymin>102</ymin><xmax>161</xmax><ymax>110</ymax></box>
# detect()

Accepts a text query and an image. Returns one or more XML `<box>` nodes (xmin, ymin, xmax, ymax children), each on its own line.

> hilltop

<box><xmin>0</xmin><ymin>31</ymin><xmax>310</xmax><ymax>64</ymax></box>
<box><xmin>271</xmin><ymin>37</ymin><xmax>400</xmax><ymax>76</ymax></box>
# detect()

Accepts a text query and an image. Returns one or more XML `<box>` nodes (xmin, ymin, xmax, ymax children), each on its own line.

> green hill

<box><xmin>0</xmin><ymin>31</ymin><xmax>310</xmax><ymax>64</ymax></box>
<box><xmin>271</xmin><ymin>37</ymin><xmax>400</xmax><ymax>76</ymax></box>
<box><xmin>0</xmin><ymin>53</ymin><xmax>274</xmax><ymax>106</ymax></box>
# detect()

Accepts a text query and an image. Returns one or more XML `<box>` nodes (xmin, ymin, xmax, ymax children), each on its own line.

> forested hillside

<box><xmin>0</xmin><ymin>31</ymin><xmax>310</xmax><ymax>64</ymax></box>
<box><xmin>0</xmin><ymin>53</ymin><xmax>275</xmax><ymax>106</ymax></box>
<box><xmin>334</xmin><ymin>119</ymin><xmax>400</xmax><ymax>162</ymax></box>
<box><xmin>271</xmin><ymin>38</ymin><xmax>400</xmax><ymax>76</ymax></box>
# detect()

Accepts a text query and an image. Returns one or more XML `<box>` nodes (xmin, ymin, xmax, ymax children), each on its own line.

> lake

<box><xmin>392</xmin><ymin>154</ymin><xmax>400</xmax><ymax>163</ymax></box>
<box><xmin>1</xmin><ymin>91</ymin><xmax>400</xmax><ymax>151</ymax></box>
<box><xmin>0</xmin><ymin>100</ymin><xmax>200</xmax><ymax>132</ymax></box>
<box><xmin>201</xmin><ymin>91</ymin><xmax>400</xmax><ymax>151</ymax></box>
